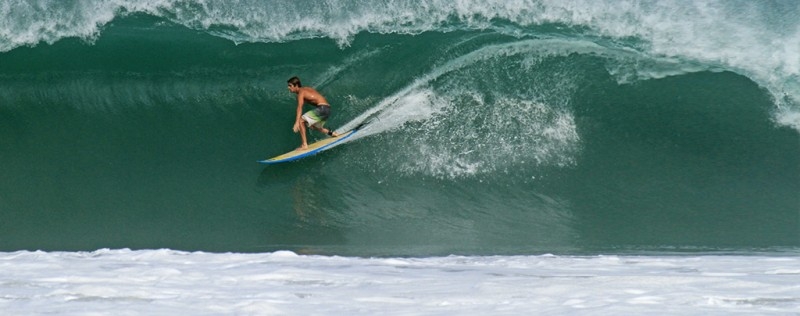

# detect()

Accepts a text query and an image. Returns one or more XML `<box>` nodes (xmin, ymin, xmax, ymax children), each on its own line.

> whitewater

<box><xmin>1</xmin><ymin>250</ymin><xmax>799</xmax><ymax>315</ymax></box>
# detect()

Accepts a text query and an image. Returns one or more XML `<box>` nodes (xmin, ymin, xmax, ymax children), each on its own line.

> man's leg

<box><xmin>309</xmin><ymin>125</ymin><xmax>339</xmax><ymax>137</ymax></box>
<box><xmin>298</xmin><ymin>122</ymin><xmax>309</xmax><ymax>149</ymax></box>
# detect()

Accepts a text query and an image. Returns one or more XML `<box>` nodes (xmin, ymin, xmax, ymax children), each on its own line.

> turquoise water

<box><xmin>1</xmin><ymin>0</ymin><xmax>798</xmax><ymax>256</ymax></box>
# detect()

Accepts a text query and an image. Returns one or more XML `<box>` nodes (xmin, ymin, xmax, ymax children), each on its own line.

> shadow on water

<box><xmin>256</xmin><ymin>163</ymin><xmax>300</xmax><ymax>186</ymax></box>
<box><xmin>253</xmin><ymin>159</ymin><xmax>349</xmax><ymax>254</ymax></box>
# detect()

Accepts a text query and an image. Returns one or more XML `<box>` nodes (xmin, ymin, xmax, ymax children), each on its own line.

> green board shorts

<box><xmin>301</xmin><ymin>104</ymin><xmax>331</xmax><ymax>128</ymax></box>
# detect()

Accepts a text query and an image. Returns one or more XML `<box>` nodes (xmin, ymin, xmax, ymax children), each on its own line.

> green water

<box><xmin>1</xmin><ymin>1</ymin><xmax>798</xmax><ymax>256</ymax></box>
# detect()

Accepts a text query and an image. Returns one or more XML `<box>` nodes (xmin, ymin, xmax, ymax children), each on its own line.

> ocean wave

<box><xmin>1</xmin><ymin>0</ymin><xmax>798</xmax><ymax>255</ymax></box>
<box><xmin>3</xmin><ymin>0</ymin><xmax>798</xmax><ymax>129</ymax></box>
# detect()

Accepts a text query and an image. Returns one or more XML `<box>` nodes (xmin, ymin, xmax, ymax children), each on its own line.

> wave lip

<box><xmin>2</xmin><ymin>1</ymin><xmax>114</xmax><ymax>51</ymax></box>
<box><xmin>5</xmin><ymin>0</ymin><xmax>799</xmax><ymax>130</ymax></box>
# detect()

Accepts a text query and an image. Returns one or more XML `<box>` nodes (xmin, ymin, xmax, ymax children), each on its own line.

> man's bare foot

<box><xmin>296</xmin><ymin>145</ymin><xmax>309</xmax><ymax>151</ymax></box>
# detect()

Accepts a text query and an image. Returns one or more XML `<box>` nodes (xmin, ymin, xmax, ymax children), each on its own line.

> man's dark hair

<box><xmin>287</xmin><ymin>76</ymin><xmax>302</xmax><ymax>87</ymax></box>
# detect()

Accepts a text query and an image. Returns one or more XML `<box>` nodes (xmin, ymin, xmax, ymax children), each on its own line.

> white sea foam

<box><xmin>1</xmin><ymin>249</ymin><xmax>798</xmax><ymax>315</ymax></box>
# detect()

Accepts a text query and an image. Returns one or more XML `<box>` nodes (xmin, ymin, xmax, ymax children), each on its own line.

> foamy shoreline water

<box><xmin>1</xmin><ymin>249</ymin><xmax>798</xmax><ymax>315</ymax></box>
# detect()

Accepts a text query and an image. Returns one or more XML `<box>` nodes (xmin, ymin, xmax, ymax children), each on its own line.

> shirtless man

<box><xmin>287</xmin><ymin>76</ymin><xmax>339</xmax><ymax>150</ymax></box>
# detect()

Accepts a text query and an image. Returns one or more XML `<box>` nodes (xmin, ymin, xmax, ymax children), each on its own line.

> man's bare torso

<box><xmin>298</xmin><ymin>87</ymin><xmax>329</xmax><ymax>106</ymax></box>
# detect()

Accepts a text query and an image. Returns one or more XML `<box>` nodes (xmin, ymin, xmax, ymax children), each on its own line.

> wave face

<box><xmin>1</xmin><ymin>0</ymin><xmax>798</xmax><ymax>256</ymax></box>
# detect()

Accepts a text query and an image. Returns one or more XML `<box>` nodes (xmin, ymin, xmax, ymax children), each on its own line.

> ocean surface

<box><xmin>1</xmin><ymin>0</ymin><xmax>799</xmax><ymax>314</ymax></box>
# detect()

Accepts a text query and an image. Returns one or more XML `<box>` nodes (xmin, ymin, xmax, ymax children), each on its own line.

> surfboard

<box><xmin>258</xmin><ymin>126</ymin><xmax>361</xmax><ymax>164</ymax></box>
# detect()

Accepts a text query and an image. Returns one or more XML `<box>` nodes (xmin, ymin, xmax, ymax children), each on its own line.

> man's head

<box><xmin>287</xmin><ymin>76</ymin><xmax>302</xmax><ymax>93</ymax></box>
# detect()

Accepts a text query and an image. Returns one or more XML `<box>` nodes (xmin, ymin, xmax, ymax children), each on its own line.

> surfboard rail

<box><xmin>258</xmin><ymin>127</ymin><xmax>360</xmax><ymax>164</ymax></box>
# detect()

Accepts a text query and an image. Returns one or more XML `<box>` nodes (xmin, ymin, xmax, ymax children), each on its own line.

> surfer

<box><xmin>287</xmin><ymin>76</ymin><xmax>339</xmax><ymax>150</ymax></box>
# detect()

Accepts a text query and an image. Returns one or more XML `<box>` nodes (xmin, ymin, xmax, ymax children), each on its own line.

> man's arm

<box><xmin>292</xmin><ymin>91</ymin><xmax>305</xmax><ymax>132</ymax></box>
